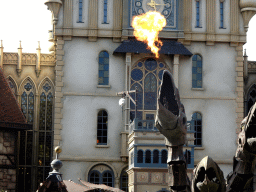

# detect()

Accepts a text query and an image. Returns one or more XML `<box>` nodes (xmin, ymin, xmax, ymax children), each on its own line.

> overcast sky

<box><xmin>0</xmin><ymin>0</ymin><xmax>255</xmax><ymax>60</ymax></box>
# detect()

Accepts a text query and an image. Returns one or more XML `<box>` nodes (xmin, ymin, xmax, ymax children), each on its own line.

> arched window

<box><xmin>161</xmin><ymin>150</ymin><xmax>167</xmax><ymax>164</ymax></box>
<box><xmin>21</xmin><ymin>82</ymin><xmax>35</xmax><ymax>124</ymax></box>
<box><xmin>196</xmin><ymin>0</ymin><xmax>200</xmax><ymax>27</ymax></box>
<box><xmin>102</xmin><ymin>170</ymin><xmax>114</xmax><ymax>187</ymax></box>
<box><xmin>19</xmin><ymin>79</ymin><xmax>35</xmax><ymax>192</ymax></box>
<box><xmin>78</xmin><ymin>0</ymin><xmax>83</xmax><ymax>23</ymax></box>
<box><xmin>89</xmin><ymin>170</ymin><xmax>100</xmax><ymax>184</ymax></box>
<box><xmin>103</xmin><ymin>0</ymin><xmax>108</xmax><ymax>23</ymax></box>
<box><xmin>192</xmin><ymin>54</ymin><xmax>202</xmax><ymax>88</ymax></box>
<box><xmin>137</xmin><ymin>150</ymin><xmax>143</xmax><ymax>163</ymax></box>
<box><xmin>145</xmin><ymin>150</ymin><xmax>151</xmax><ymax>163</ymax></box>
<box><xmin>37</xmin><ymin>81</ymin><xmax>54</xmax><ymax>184</ymax></box>
<box><xmin>120</xmin><ymin>169</ymin><xmax>128</xmax><ymax>192</ymax></box>
<box><xmin>247</xmin><ymin>85</ymin><xmax>256</xmax><ymax>115</ymax></box>
<box><xmin>98</xmin><ymin>51</ymin><xmax>109</xmax><ymax>85</ymax></box>
<box><xmin>7</xmin><ymin>77</ymin><xmax>17</xmax><ymax>97</ymax></box>
<box><xmin>130</xmin><ymin>59</ymin><xmax>171</xmax><ymax>121</ymax></box>
<box><xmin>192</xmin><ymin>112</ymin><xmax>202</xmax><ymax>146</ymax></box>
<box><xmin>97</xmin><ymin>110</ymin><xmax>108</xmax><ymax>145</ymax></box>
<box><xmin>153</xmin><ymin>150</ymin><xmax>159</xmax><ymax>164</ymax></box>
<box><xmin>88</xmin><ymin>165</ymin><xmax>114</xmax><ymax>188</ymax></box>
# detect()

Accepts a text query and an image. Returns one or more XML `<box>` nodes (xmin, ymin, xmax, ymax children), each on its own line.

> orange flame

<box><xmin>132</xmin><ymin>11</ymin><xmax>166</xmax><ymax>58</ymax></box>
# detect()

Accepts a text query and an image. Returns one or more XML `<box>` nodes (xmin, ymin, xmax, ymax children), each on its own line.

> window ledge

<box><xmin>102</xmin><ymin>22</ymin><xmax>109</xmax><ymax>24</ymax></box>
<box><xmin>97</xmin><ymin>85</ymin><xmax>111</xmax><ymax>88</ymax></box>
<box><xmin>195</xmin><ymin>26</ymin><xmax>202</xmax><ymax>28</ymax></box>
<box><xmin>195</xmin><ymin>147</ymin><xmax>205</xmax><ymax>150</ymax></box>
<box><xmin>77</xmin><ymin>21</ymin><xmax>84</xmax><ymax>23</ymax></box>
<box><xmin>219</xmin><ymin>27</ymin><xmax>226</xmax><ymax>29</ymax></box>
<box><xmin>95</xmin><ymin>145</ymin><xmax>109</xmax><ymax>148</ymax></box>
<box><xmin>191</xmin><ymin>88</ymin><xmax>205</xmax><ymax>91</ymax></box>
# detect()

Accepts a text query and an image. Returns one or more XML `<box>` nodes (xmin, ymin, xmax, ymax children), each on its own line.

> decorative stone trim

<box><xmin>183</xmin><ymin>0</ymin><xmax>192</xmax><ymax>45</ymax></box>
<box><xmin>235</xmin><ymin>44</ymin><xmax>244</xmax><ymax>133</ymax></box>
<box><xmin>206</xmin><ymin>0</ymin><xmax>216</xmax><ymax>45</ymax></box>
<box><xmin>113</xmin><ymin>0</ymin><xmax>123</xmax><ymax>42</ymax></box>
<box><xmin>88</xmin><ymin>0</ymin><xmax>98</xmax><ymax>42</ymax></box>
<box><xmin>230</xmin><ymin>0</ymin><xmax>240</xmax><ymax>46</ymax></box>
<box><xmin>53</xmin><ymin>37</ymin><xmax>65</xmax><ymax>158</ymax></box>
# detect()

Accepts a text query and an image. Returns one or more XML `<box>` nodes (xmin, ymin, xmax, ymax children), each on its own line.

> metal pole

<box><xmin>135</xmin><ymin>86</ymin><xmax>137</xmax><ymax>119</ymax></box>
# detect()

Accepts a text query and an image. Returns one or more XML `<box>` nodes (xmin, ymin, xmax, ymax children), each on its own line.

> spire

<box><xmin>37</xmin><ymin>41</ymin><xmax>41</xmax><ymax>50</ymax></box>
<box><xmin>18</xmin><ymin>41</ymin><xmax>22</xmax><ymax>49</ymax></box>
<box><xmin>244</xmin><ymin>49</ymin><xmax>248</xmax><ymax>57</ymax></box>
<box><xmin>0</xmin><ymin>40</ymin><xmax>3</xmax><ymax>47</ymax></box>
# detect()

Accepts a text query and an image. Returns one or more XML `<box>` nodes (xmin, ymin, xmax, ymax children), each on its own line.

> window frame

<box><xmin>192</xmin><ymin>54</ymin><xmax>203</xmax><ymax>89</ymax></box>
<box><xmin>195</xmin><ymin>0</ymin><xmax>201</xmax><ymax>28</ymax></box>
<box><xmin>78</xmin><ymin>0</ymin><xmax>84</xmax><ymax>23</ymax></box>
<box><xmin>97</xmin><ymin>109</ymin><xmax>108</xmax><ymax>145</ymax></box>
<box><xmin>98</xmin><ymin>51</ymin><xmax>109</xmax><ymax>86</ymax></box>
<box><xmin>103</xmin><ymin>0</ymin><xmax>108</xmax><ymax>24</ymax></box>
<box><xmin>192</xmin><ymin>112</ymin><xmax>202</xmax><ymax>147</ymax></box>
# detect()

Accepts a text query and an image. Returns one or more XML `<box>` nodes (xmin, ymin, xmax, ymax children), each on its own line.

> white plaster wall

<box><xmin>191</xmin><ymin>0</ymin><xmax>207</xmax><ymax>33</ymax></box>
<box><xmin>179</xmin><ymin>42</ymin><xmax>237</xmax><ymax>98</ymax></box>
<box><xmin>73</xmin><ymin>0</ymin><xmax>89</xmax><ymax>28</ymax></box>
<box><xmin>61</xmin><ymin>95</ymin><xmax>123</xmax><ymax>158</ymax></box>
<box><xmin>62</xmin><ymin>38</ymin><xmax>125</xmax><ymax>94</ymax></box>
<box><xmin>215</xmin><ymin>0</ymin><xmax>230</xmax><ymax>34</ymax></box>
<box><xmin>98</xmin><ymin>0</ymin><xmax>114</xmax><ymax>29</ymax></box>
<box><xmin>56</xmin><ymin>6</ymin><xmax>64</xmax><ymax>28</ymax></box>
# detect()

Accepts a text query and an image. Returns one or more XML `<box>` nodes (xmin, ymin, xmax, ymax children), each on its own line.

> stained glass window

<box><xmin>220</xmin><ymin>2</ymin><xmax>224</xmax><ymax>28</ymax></box>
<box><xmin>130</xmin><ymin>59</ymin><xmax>171</xmax><ymax>121</ymax></box>
<box><xmin>7</xmin><ymin>78</ymin><xmax>16</xmax><ymax>96</ymax></box>
<box><xmin>103</xmin><ymin>0</ymin><xmax>108</xmax><ymax>23</ymax></box>
<box><xmin>97</xmin><ymin>110</ymin><xmax>108</xmax><ymax>145</ymax></box>
<box><xmin>78</xmin><ymin>0</ymin><xmax>83</xmax><ymax>23</ymax></box>
<box><xmin>196</xmin><ymin>1</ymin><xmax>200</xmax><ymax>27</ymax></box>
<box><xmin>192</xmin><ymin>54</ymin><xmax>202</xmax><ymax>88</ymax></box>
<box><xmin>98</xmin><ymin>51</ymin><xmax>109</xmax><ymax>85</ymax></box>
<box><xmin>192</xmin><ymin>112</ymin><xmax>202</xmax><ymax>146</ymax></box>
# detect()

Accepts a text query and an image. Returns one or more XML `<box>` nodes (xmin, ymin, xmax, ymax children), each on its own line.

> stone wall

<box><xmin>0</xmin><ymin>131</ymin><xmax>17</xmax><ymax>192</ymax></box>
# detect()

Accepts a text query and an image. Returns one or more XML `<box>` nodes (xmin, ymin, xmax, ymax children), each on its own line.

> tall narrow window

<box><xmin>192</xmin><ymin>112</ymin><xmax>202</xmax><ymax>146</ymax></box>
<box><xmin>19</xmin><ymin>80</ymin><xmax>35</xmax><ymax>192</ymax></box>
<box><xmin>196</xmin><ymin>1</ymin><xmax>200</xmax><ymax>27</ymax></box>
<box><xmin>120</xmin><ymin>169</ymin><xmax>128</xmax><ymax>192</ymax></box>
<box><xmin>103</xmin><ymin>0</ymin><xmax>108</xmax><ymax>23</ymax></box>
<box><xmin>192</xmin><ymin>54</ymin><xmax>202</xmax><ymax>88</ymax></box>
<box><xmin>137</xmin><ymin>150</ymin><xmax>143</xmax><ymax>163</ymax></box>
<box><xmin>37</xmin><ymin>82</ymin><xmax>54</xmax><ymax>187</ymax></box>
<box><xmin>220</xmin><ymin>1</ymin><xmax>224</xmax><ymax>28</ymax></box>
<box><xmin>145</xmin><ymin>150</ymin><xmax>151</xmax><ymax>163</ymax></box>
<box><xmin>153</xmin><ymin>150</ymin><xmax>159</xmax><ymax>164</ymax></box>
<box><xmin>161</xmin><ymin>150</ymin><xmax>167</xmax><ymax>164</ymax></box>
<box><xmin>78</xmin><ymin>0</ymin><xmax>83</xmax><ymax>23</ymax></box>
<box><xmin>97</xmin><ymin>110</ymin><xmax>108</xmax><ymax>145</ymax></box>
<box><xmin>98</xmin><ymin>51</ymin><xmax>109</xmax><ymax>85</ymax></box>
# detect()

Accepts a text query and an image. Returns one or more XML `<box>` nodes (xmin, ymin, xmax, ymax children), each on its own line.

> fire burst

<box><xmin>132</xmin><ymin>11</ymin><xmax>166</xmax><ymax>58</ymax></box>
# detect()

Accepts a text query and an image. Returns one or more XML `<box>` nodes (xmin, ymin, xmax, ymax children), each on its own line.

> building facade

<box><xmin>1</xmin><ymin>0</ymin><xmax>256</xmax><ymax>191</ymax></box>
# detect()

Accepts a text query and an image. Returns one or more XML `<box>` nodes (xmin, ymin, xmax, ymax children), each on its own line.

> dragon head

<box><xmin>192</xmin><ymin>156</ymin><xmax>226</xmax><ymax>192</ymax></box>
<box><xmin>155</xmin><ymin>70</ymin><xmax>187</xmax><ymax>146</ymax></box>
